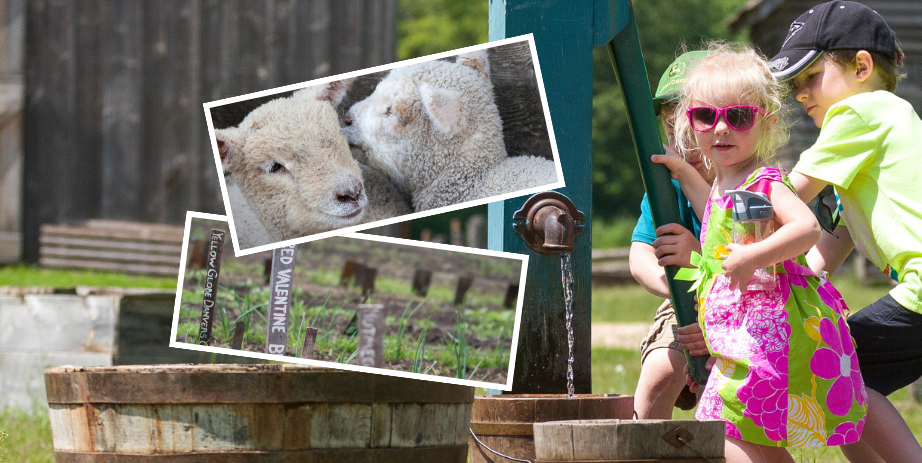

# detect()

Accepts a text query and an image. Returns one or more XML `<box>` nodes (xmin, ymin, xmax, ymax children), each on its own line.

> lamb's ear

<box><xmin>294</xmin><ymin>78</ymin><xmax>354</xmax><ymax>107</ymax></box>
<box><xmin>420</xmin><ymin>84</ymin><xmax>465</xmax><ymax>136</ymax></box>
<box><xmin>457</xmin><ymin>50</ymin><xmax>490</xmax><ymax>78</ymax></box>
<box><xmin>214</xmin><ymin>127</ymin><xmax>244</xmax><ymax>170</ymax></box>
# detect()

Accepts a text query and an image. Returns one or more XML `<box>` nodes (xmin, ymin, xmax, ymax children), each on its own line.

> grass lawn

<box><xmin>592</xmin><ymin>275</ymin><xmax>895</xmax><ymax>323</ymax></box>
<box><xmin>0</xmin><ymin>264</ymin><xmax>177</xmax><ymax>289</ymax></box>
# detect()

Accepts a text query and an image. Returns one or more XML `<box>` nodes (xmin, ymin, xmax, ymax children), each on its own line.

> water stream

<box><xmin>561</xmin><ymin>251</ymin><xmax>575</xmax><ymax>398</ymax></box>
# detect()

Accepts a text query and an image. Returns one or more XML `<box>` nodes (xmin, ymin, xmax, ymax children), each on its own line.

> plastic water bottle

<box><xmin>725</xmin><ymin>182</ymin><xmax>776</xmax><ymax>291</ymax></box>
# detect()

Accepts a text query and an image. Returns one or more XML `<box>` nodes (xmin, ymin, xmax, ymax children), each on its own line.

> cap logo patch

<box><xmin>668</xmin><ymin>62</ymin><xmax>686</xmax><ymax>78</ymax></box>
<box><xmin>768</xmin><ymin>57</ymin><xmax>789</xmax><ymax>71</ymax></box>
<box><xmin>782</xmin><ymin>21</ymin><xmax>804</xmax><ymax>47</ymax></box>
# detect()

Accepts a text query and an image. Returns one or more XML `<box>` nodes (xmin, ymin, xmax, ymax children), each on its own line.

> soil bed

<box><xmin>175</xmin><ymin>218</ymin><xmax>520</xmax><ymax>385</ymax></box>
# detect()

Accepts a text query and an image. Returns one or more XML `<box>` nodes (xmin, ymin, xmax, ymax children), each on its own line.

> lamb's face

<box><xmin>342</xmin><ymin>54</ymin><xmax>504</xmax><ymax>202</ymax></box>
<box><xmin>219</xmin><ymin>96</ymin><xmax>369</xmax><ymax>240</ymax></box>
<box><xmin>342</xmin><ymin>69</ymin><xmax>423</xmax><ymax>189</ymax></box>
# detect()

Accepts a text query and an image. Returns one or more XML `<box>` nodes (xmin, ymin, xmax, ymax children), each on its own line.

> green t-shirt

<box><xmin>794</xmin><ymin>90</ymin><xmax>922</xmax><ymax>315</ymax></box>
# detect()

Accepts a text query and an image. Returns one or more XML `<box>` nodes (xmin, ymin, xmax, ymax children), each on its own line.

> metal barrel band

<box><xmin>469</xmin><ymin>427</ymin><xmax>533</xmax><ymax>463</ymax></box>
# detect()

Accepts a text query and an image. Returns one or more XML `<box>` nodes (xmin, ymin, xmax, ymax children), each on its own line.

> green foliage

<box><xmin>0</xmin><ymin>408</ymin><xmax>53</xmax><ymax>463</ymax></box>
<box><xmin>592</xmin><ymin>0</ymin><xmax>749</xmax><ymax>219</ymax></box>
<box><xmin>591</xmin><ymin>216</ymin><xmax>637</xmax><ymax>249</ymax></box>
<box><xmin>397</xmin><ymin>0</ymin><xmax>488</xmax><ymax>60</ymax></box>
<box><xmin>0</xmin><ymin>264</ymin><xmax>176</xmax><ymax>288</ymax></box>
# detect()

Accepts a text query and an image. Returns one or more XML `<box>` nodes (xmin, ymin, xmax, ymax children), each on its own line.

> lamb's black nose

<box><xmin>336</xmin><ymin>182</ymin><xmax>363</xmax><ymax>204</ymax></box>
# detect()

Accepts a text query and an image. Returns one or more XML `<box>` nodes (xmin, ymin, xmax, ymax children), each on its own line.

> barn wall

<box><xmin>22</xmin><ymin>0</ymin><xmax>396</xmax><ymax>262</ymax></box>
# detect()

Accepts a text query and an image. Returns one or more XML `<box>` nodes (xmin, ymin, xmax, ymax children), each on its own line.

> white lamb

<box><xmin>343</xmin><ymin>51</ymin><xmax>559</xmax><ymax>212</ymax></box>
<box><xmin>215</xmin><ymin>80</ymin><xmax>411</xmax><ymax>245</ymax></box>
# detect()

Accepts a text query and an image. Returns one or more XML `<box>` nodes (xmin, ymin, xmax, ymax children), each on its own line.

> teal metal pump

<box><xmin>488</xmin><ymin>0</ymin><xmax>707</xmax><ymax>393</ymax></box>
<box><xmin>605</xmin><ymin>3</ymin><xmax>709</xmax><ymax>385</ymax></box>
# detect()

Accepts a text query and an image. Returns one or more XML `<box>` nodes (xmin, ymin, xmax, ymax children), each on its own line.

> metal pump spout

<box><xmin>513</xmin><ymin>192</ymin><xmax>585</xmax><ymax>254</ymax></box>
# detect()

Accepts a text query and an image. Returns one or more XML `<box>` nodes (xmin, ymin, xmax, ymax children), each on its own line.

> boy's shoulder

<box><xmin>830</xmin><ymin>90</ymin><xmax>913</xmax><ymax>117</ymax></box>
<box><xmin>823</xmin><ymin>90</ymin><xmax>919</xmax><ymax>133</ymax></box>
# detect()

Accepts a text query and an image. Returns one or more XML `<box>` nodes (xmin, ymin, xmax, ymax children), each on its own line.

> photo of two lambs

<box><xmin>210</xmin><ymin>40</ymin><xmax>562</xmax><ymax>251</ymax></box>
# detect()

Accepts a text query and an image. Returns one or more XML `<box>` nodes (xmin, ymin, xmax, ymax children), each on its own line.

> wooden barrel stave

<box><xmin>533</xmin><ymin>419</ymin><xmax>726</xmax><ymax>462</ymax></box>
<box><xmin>469</xmin><ymin>394</ymin><xmax>635</xmax><ymax>463</ymax></box>
<box><xmin>45</xmin><ymin>365</ymin><xmax>472</xmax><ymax>460</ymax></box>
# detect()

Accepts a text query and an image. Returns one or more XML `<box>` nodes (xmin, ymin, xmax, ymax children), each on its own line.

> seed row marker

<box><xmin>357</xmin><ymin>303</ymin><xmax>384</xmax><ymax>368</ymax></box>
<box><xmin>300</xmin><ymin>327</ymin><xmax>318</xmax><ymax>359</ymax></box>
<box><xmin>454</xmin><ymin>276</ymin><xmax>473</xmax><ymax>306</ymax></box>
<box><xmin>266</xmin><ymin>245</ymin><xmax>297</xmax><ymax>355</ymax></box>
<box><xmin>230</xmin><ymin>320</ymin><xmax>245</xmax><ymax>350</ymax></box>
<box><xmin>197</xmin><ymin>229</ymin><xmax>225</xmax><ymax>346</ymax></box>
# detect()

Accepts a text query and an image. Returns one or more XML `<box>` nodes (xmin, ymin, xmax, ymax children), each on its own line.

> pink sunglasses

<box><xmin>686</xmin><ymin>105</ymin><xmax>766</xmax><ymax>132</ymax></box>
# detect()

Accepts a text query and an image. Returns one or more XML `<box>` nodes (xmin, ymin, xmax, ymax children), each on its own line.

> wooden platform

<box><xmin>591</xmin><ymin>247</ymin><xmax>633</xmax><ymax>285</ymax></box>
<box><xmin>39</xmin><ymin>220</ymin><xmax>184</xmax><ymax>276</ymax></box>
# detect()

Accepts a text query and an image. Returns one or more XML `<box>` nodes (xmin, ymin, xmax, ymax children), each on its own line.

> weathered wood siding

<box><xmin>0</xmin><ymin>0</ymin><xmax>23</xmax><ymax>262</ymax></box>
<box><xmin>736</xmin><ymin>0</ymin><xmax>922</xmax><ymax>167</ymax></box>
<box><xmin>23</xmin><ymin>0</ymin><xmax>396</xmax><ymax>262</ymax></box>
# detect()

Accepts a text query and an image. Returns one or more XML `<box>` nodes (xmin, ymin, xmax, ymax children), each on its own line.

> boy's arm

<box><xmin>806</xmin><ymin>226</ymin><xmax>855</xmax><ymax>275</ymax></box>
<box><xmin>788</xmin><ymin>170</ymin><xmax>828</xmax><ymax>203</ymax></box>
<box><xmin>629</xmin><ymin>224</ymin><xmax>702</xmax><ymax>299</ymax></box>
<box><xmin>629</xmin><ymin>242</ymin><xmax>671</xmax><ymax>298</ymax></box>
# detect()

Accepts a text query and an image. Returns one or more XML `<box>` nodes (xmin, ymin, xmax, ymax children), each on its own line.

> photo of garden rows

<box><xmin>173</xmin><ymin>217</ymin><xmax>522</xmax><ymax>385</ymax></box>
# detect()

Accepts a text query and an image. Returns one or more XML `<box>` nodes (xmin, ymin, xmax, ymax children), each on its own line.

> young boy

<box><xmin>769</xmin><ymin>1</ymin><xmax>922</xmax><ymax>461</ymax></box>
<box><xmin>630</xmin><ymin>51</ymin><xmax>713</xmax><ymax>419</ymax></box>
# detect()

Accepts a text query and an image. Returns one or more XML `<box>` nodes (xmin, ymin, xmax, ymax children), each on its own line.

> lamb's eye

<box><xmin>265</xmin><ymin>162</ymin><xmax>285</xmax><ymax>174</ymax></box>
<box><xmin>385</xmin><ymin>106</ymin><xmax>393</xmax><ymax>116</ymax></box>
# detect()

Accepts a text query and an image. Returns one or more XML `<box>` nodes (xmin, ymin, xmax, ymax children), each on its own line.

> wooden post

<box><xmin>300</xmin><ymin>327</ymin><xmax>318</xmax><ymax>359</ymax></box>
<box><xmin>454</xmin><ymin>276</ymin><xmax>474</xmax><ymax>306</ymax></box>
<box><xmin>188</xmin><ymin>240</ymin><xmax>206</xmax><ymax>269</ymax></box>
<box><xmin>488</xmin><ymin>0</ymin><xmax>608</xmax><ymax>393</ymax></box>
<box><xmin>412</xmin><ymin>269</ymin><xmax>432</xmax><ymax>297</ymax></box>
<box><xmin>197</xmin><ymin>229</ymin><xmax>225</xmax><ymax>346</ymax></box>
<box><xmin>263</xmin><ymin>257</ymin><xmax>272</xmax><ymax>284</ymax></box>
<box><xmin>361</xmin><ymin>267</ymin><xmax>377</xmax><ymax>299</ymax></box>
<box><xmin>465</xmin><ymin>215</ymin><xmax>486</xmax><ymax>249</ymax></box>
<box><xmin>450</xmin><ymin>218</ymin><xmax>463</xmax><ymax>246</ymax></box>
<box><xmin>230</xmin><ymin>320</ymin><xmax>245</xmax><ymax>350</ymax></box>
<box><xmin>503</xmin><ymin>283</ymin><xmax>519</xmax><ymax>309</ymax></box>
<box><xmin>340</xmin><ymin>260</ymin><xmax>357</xmax><ymax>286</ymax></box>
<box><xmin>265</xmin><ymin>245</ymin><xmax>297</xmax><ymax>355</ymax></box>
<box><xmin>421</xmin><ymin>229</ymin><xmax>432</xmax><ymax>242</ymax></box>
<box><xmin>357</xmin><ymin>303</ymin><xmax>384</xmax><ymax>368</ymax></box>
<box><xmin>353</xmin><ymin>263</ymin><xmax>367</xmax><ymax>288</ymax></box>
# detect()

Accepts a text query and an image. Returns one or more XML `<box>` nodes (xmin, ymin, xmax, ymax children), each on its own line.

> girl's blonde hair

<box><xmin>673</xmin><ymin>41</ymin><xmax>789</xmax><ymax>166</ymax></box>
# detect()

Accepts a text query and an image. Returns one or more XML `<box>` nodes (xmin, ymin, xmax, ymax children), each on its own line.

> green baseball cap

<box><xmin>653</xmin><ymin>50</ymin><xmax>709</xmax><ymax>113</ymax></box>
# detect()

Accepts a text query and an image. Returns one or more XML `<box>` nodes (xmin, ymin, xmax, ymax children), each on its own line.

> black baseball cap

<box><xmin>768</xmin><ymin>1</ymin><xmax>899</xmax><ymax>80</ymax></box>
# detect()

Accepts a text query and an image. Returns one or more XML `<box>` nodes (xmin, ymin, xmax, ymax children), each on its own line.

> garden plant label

<box><xmin>198</xmin><ymin>229</ymin><xmax>225</xmax><ymax>345</ymax></box>
<box><xmin>266</xmin><ymin>245</ymin><xmax>297</xmax><ymax>354</ymax></box>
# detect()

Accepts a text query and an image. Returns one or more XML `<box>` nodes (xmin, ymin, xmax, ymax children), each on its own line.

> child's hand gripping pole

<box><xmin>605</xmin><ymin>5</ymin><xmax>709</xmax><ymax>385</ymax></box>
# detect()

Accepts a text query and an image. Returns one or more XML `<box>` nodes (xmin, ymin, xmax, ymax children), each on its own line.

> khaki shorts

<box><xmin>639</xmin><ymin>299</ymin><xmax>700</xmax><ymax>410</ymax></box>
<box><xmin>639</xmin><ymin>299</ymin><xmax>681</xmax><ymax>365</ymax></box>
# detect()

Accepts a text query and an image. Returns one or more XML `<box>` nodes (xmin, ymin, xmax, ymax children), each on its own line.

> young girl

<box><xmin>653</xmin><ymin>43</ymin><xmax>867</xmax><ymax>462</ymax></box>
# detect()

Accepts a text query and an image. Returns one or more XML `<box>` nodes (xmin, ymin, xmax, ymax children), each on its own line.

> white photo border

<box><xmin>203</xmin><ymin>34</ymin><xmax>564</xmax><ymax>256</ymax></box>
<box><xmin>170</xmin><ymin>211</ymin><xmax>527</xmax><ymax>391</ymax></box>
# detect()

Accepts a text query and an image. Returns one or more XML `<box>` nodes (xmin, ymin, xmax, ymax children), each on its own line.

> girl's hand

<box><xmin>652</xmin><ymin>223</ymin><xmax>701</xmax><ymax>268</ymax></box>
<box><xmin>651</xmin><ymin>144</ymin><xmax>698</xmax><ymax>182</ymax></box>
<box><xmin>721</xmin><ymin>243</ymin><xmax>758</xmax><ymax>294</ymax></box>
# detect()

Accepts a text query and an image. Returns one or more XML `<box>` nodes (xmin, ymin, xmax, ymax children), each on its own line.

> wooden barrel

<box><xmin>45</xmin><ymin>364</ymin><xmax>473</xmax><ymax>462</ymax></box>
<box><xmin>533</xmin><ymin>419</ymin><xmax>726</xmax><ymax>462</ymax></box>
<box><xmin>468</xmin><ymin>394</ymin><xmax>634</xmax><ymax>463</ymax></box>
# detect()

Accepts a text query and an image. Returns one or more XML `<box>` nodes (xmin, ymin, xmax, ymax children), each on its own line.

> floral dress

<box><xmin>683</xmin><ymin>167</ymin><xmax>867</xmax><ymax>447</ymax></box>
